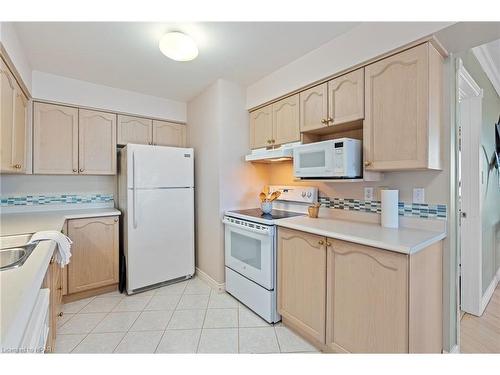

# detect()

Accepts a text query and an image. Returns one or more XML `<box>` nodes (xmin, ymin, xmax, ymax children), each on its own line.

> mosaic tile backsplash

<box><xmin>318</xmin><ymin>197</ymin><xmax>447</xmax><ymax>220</ymax></box>
<box><xmin>0</xmin><ymin>193</ymin><xmax>114</xmax><ymax>206</ymax></box>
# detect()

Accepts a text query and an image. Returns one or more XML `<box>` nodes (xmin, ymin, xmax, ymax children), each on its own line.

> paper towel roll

<box><xmin>381</xmin><ymin>190</ymin><xmax>399</xmax><ymax>228</ymax></box>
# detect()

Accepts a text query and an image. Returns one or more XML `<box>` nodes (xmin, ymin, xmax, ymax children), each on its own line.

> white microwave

<box><xmin>293</xmin><ymin>138</ymin><xmax>362</xmax><ymax>178</ymax></box>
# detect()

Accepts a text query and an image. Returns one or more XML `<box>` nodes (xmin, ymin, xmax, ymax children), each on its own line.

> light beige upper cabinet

<box><xmin>326</xmin><ymin>239</ymin><xmax>409</xmax><ymax>353</ymax></box>
<box><xmin>364</xmin><ymin>42</ymin><xmax>443</xmax><ymax>171</ymax></box>
<box><xmin>278</xmin><ymin>227</ymin><xmax>327</xmax><ymax>345</ymax></box>
<box><xmin>272</xmin><ymin>94</ymin><xmax>300</xmax><ymax>145</ymax></box>
<box><xmin>328</xmin><ymin>68</ymin><xmax>364</xmax><ymax>126</ymax></box>
<box><xmin>250</xmin><ymin>104</ymin><xmax>273</xmax><ymax>149</ymax></box>
<box><xmin>152</xmin><ymin>120</ymin><xmax>186</xmax><ymax>147</ymax></box>
<box><xmin>67</xmin><ymin>216</ymin><xmax>119</xmax><ymax>294</ymax></box>
<box><xmin>78</xmin><ymin>109</ymin><xmax>117</xmax><ymax>175</ymax></box>
<box><xmin>117</xmin><ymin>115</ymin><xmax>152</xmax><ymax>145</ymax></box>
<box><xmin>300</xmin><ymin>69</ymin><xmax>364</xmax><ymax>133</ymax></box>
<box><xmin>33</xmin><ymin>103</ymin><xmax>79</xmax><ymax>174</ymax></box>
<box><xmin>299</xmin><ymin>83</ymin><xmax>328</xmax><ymax>132</ymax></box>
<box><xmin>1</xmin><ymin>58</ymin><xmax>28</xmax><ymax>174</ymax></box>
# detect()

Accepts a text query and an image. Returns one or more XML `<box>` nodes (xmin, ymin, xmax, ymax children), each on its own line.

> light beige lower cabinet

<box><xmin>326</xmin><ymin>239</ymin><xmax>408</xmax><ymax>353</ymax></box>
<box><xmin>152</xmin><ymin>120</ymin><xmax>186</xmax><ymax>147</ymax></box>
<box><xmin>1</xmin><ymin>57</ymin><xmax>28</xmax><ymax>174</ymax></box>
<box><xmin>277</xmin><ymin>228</ymin><xmax>327</xmax><ymax>345</ymax></box>
<box><xmin>42</xmin><ymin>257</ymin><xmax>63</xmax><ymax>352</ymax></box>
<box><xmin>64</xmin><ymin>216</ymin><xmax>119</xmax><ymax>298</ymax></box>
<box><xmin>277</xmin><ymin>227</ymin><xmax>443</xmax><ymax>353</ymax></box>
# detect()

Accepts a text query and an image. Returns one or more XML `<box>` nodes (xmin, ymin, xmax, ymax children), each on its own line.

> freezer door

<box><xmin>126</xmin><ymin>144</ymin><xmax>194</xmax><ymax>188</ymax></box>
<box><xmin>125</xmin><ymin>187</ymin><xmax>195</xmax><ymax>292</ymax></box>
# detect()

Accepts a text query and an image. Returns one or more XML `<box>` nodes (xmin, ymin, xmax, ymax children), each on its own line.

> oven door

<box><xmin>293</xmin><ymin>142</ymin><xmax>335</xmax><ymax>178</ymax></box>
<box><xmin>223</xmin><ymin>216</ymin><xmax>274</xmax><ymax>290</ymax></box>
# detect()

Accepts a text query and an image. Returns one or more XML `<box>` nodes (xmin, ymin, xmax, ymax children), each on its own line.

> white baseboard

<box><xmin>195</xmin><ymin>267</ymin><xmax>225</xmax><ymax>292</ymax></box>
<box><xmin>480</xmin><ymin>266</ymin><xmax>500</xmax><ymax>315</ymax></box>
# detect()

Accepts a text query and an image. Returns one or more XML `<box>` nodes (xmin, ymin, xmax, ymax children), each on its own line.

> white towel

<box><xmin>28</xmin><ymin>231</ymin><xmax>73</xmax><ymax>267</ymax></box>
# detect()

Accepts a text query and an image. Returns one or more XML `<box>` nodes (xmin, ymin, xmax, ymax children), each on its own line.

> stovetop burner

<box><xmin>225</xmin><ymin>208</ymin><xmax>304</xmax><ymax>225</ymax></box>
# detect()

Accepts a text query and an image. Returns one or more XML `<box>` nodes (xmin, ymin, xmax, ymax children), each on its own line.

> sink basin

<box><xmin>0</xmin><ymin>244</ymin><xmax>37</xmax><ymax>271</ymax></box>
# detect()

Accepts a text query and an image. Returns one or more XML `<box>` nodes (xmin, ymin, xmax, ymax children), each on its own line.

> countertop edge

<box><xmin>276</xmin><ymin>221</ymin><xmax>446</xmax><ymax>255</ymax></box>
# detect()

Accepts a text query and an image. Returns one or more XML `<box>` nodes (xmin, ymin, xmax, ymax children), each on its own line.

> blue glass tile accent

<box><xmin>318</xmin><ymin>196</ymin><xmax>447</xmax><ymax>220</ymax></box>
<box><xmin>0</xmin><ymin>193</ymin><xmax>114</xmax><ymax>207</ymax></box>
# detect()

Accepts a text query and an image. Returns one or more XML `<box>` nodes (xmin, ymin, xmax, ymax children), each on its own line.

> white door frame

<box><xmin>457</xmin><ymin>59</ymin><xmax>484</xmax><ymax>317</ymax></box>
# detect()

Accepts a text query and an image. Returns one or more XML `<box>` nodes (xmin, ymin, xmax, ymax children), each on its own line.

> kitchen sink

<box><xmin>0</xmin><ymin>244</ymin><xmax>37</xmax><ymax>271</ymax></box>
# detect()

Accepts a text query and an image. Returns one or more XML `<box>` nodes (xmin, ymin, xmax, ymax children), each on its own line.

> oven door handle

<box><xmin>223</xmin><ymin>217</ymin><xmax>273</xmax><ymax>236</ymax></box>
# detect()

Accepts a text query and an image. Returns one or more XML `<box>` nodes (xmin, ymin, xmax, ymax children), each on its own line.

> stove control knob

<box><xmin>306</xmin><ymin>192</ymin><xmax>312</xmax><ymax>198</ymax></box>
<box><xmin>301</xmin><ymin>192</ymin><xmax>306</xmax><ymax>198</ymax></box>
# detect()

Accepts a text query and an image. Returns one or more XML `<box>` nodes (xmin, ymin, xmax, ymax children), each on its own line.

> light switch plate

<box><xmin>413</xmin><ymin>188</ymin><xmax>425</xmax><ymax>204</ymax></box>
<box><xmin>364</xmin><ymin>187</ymin><xmax>374</xmax><ymax>201</ymax></box>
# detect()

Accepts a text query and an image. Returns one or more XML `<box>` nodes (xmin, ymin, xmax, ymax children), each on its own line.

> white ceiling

<box><xmin>13</xmin><ymin>22</ymin><xmax>360</xmax><ymax>102</ymax></box>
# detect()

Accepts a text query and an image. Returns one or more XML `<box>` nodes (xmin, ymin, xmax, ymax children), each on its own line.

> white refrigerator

<box><xmin>118</xmin><ymin>144</ymin><xmax>195</xmax><ymax>294</ymax></box>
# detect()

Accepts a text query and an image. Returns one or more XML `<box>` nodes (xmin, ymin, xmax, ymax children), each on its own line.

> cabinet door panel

<box><xmin>152</xmin><ymin>120</ymin><xmax>186</xmax><ymax>147</ymax></box>
<box><xmin>299</xmin><ymin>83</ymin><xmax>328</xmax><ymax>132</ymax></box>
<box><xmin>0</xmin><ymin>59</ymin><xmax>16</xmax><ymax>172</ymax></box>
<box><xmin>117</xmin><ymin>115</ymin><xmax>152</xmax><ymax>145</ymax></box>
<box><xmin>328</xmin><ymin>68</ymin><xmax>364</xmax><ymax>126</ymax></box>
<box><xmin>67</xmin><ymin>216</ymin><xmax>119</xmax><ymax>294</ymax></box>
<box><xmin>250</xmin><ymin>105</ymin><xmax>273</xmax><ymax>149</ymax></box>
<box><xmin>326</xmin><ymin>239</ymin><xmax>408</xmax><ymax>353</ymax></box>
<box><xmin>278</xmin><ymin>228</ymin><xmax>326</xmax><ymax>344</ymax></box>
<box><xmin>79</xmin><ymin>109</ymin><xmax>116</xmax><ymax>175</ymax></box>
<box><xmin>364</xmin><ymin>44</ymin><xmax>428</xmax><ymax>170</ymax></box>
<box><xmin>12</xmin><ymin>82</ymin><xmax>27</xmax><ymax>173</ymax></box>
<box><xmin>272</xmin><ymin>94</ymin><xmax>300</xmax><ymax>145</ymax></box>
<box><xmin>33</xmin><ymin>103</ymin><xmax>78</xmax><ymax>174</ymax></box>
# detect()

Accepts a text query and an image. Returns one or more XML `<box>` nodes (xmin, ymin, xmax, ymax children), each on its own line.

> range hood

<box><xmin>245</xmin><ymin>143</ymin><xmax>298</xmax><ymax>163</ymax></box>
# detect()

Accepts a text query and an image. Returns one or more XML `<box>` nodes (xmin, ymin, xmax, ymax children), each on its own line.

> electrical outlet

<box><xmin>364</xmin><ymin>187</ymin><xmax>374</xmax><ymax>201</ymax></box>
<box><xmin>413</xmin><ymin>188</ymin><xmax>425</xmax><ymax>204</ymax></box>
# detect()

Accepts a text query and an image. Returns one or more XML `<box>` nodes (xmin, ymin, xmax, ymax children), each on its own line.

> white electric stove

<box><xmin>223</xmin><ymin>186</ymin><xmax>318</xmax><ymax>323</ymax></box>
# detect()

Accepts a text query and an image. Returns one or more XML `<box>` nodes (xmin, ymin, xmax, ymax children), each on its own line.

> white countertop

<box><xmin>276</xmin><ymin>215</ymin><xmax>446</xmax><ymax>254</ymax></box>
<box><xmin>0</xmin><ymin>207</ymin><xmax>121</xmax><ymax>350</ymax></box>
<box><xmin>0</xmin><ymin>207</ymin><xmax>121</xmax><ymax>237</ymax></box>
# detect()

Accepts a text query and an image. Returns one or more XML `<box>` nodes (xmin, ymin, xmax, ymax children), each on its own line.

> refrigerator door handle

<box><xmin>133</xmin><ymin>151</ymin><xmax>138</xmax><ymax>228</ymax></box>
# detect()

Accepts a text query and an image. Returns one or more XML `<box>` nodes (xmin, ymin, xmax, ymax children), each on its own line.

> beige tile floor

<box><xmin>55</xmin><ymin>276</ymin><xmax>319</xmax><ymax>353</ymax></box>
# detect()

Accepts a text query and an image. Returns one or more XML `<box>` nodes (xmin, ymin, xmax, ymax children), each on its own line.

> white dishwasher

<box><xmin>19</xmin><ymin>288</ymin><xmax>50</xmax><ymax>353</ymax></box>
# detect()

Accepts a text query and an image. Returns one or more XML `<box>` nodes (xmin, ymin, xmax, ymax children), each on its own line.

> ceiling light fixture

<box><xmin>159</xmin><ymin>32</ymin><xmax>198</xmax><ymax>62</ymax></box>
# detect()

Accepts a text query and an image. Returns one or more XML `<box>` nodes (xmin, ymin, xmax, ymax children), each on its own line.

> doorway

<box><xmin>456</xmin><ymin>58</ymin><xmax>484</xmax><ymax>317</ymax></box>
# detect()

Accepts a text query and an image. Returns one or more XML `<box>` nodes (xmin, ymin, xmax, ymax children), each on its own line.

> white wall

<box><xmin>0</xmin><ymin>175</ymin><xmax>116</xmax><ymax>196</ymax></box>
<box><xmin>32</xmin><ymin>71</ymin><xmax>186</xmax><ymax>122</ymax></box>
<box><xmin>188</xmin><ymin>81</ymin><xmax>224</xmax><ymax>283</ymax></box>
<box><xmin>188</xmin><ymin>79</ymin><xmax>268</xmax><ymax>284</ymax></box>
<box><xmin>246</xmin><ymin>22</ymin><xmax>452</xmax><ymax>109</ymax></box>
<box><xmin>0</xmin><ymin>22</ymin><xmax>32</xmax><ymax>93</ymax></box>
<box><xmin>217</xmin><ymin>79</ymin><xmax>269</xmax><ymax>211</ymax></box>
